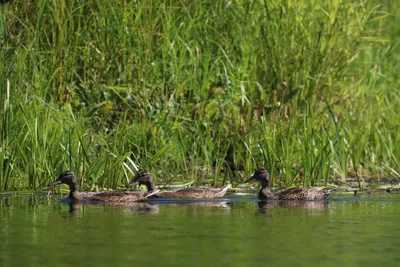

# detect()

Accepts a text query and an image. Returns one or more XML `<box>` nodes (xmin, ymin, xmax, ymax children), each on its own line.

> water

<box><xmin>1</xmin><ymin>193</ymin><xmax>400</xmax><ymax>267</ymax></box>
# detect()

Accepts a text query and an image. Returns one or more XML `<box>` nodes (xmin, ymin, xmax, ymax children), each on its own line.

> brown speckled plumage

<box><xmin>126</xmin><ymin>171</ymin><xmax>231</xmax><ymax>199</ymax></box>
<box><xmin>246</xmin><ymin>168</ymin><xmax>332</xmax><ymax>200</ymax></box>
<box><xmin>48</xmin><ymin>171</ymin><xmax>158</xmax><ymax>203</ymax></box>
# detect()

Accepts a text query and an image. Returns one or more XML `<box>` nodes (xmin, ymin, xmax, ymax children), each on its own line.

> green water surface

<box><xmin>1</xmin><ymin>194</ymin><xmax>400</xmax><ymax>267</ymax></box>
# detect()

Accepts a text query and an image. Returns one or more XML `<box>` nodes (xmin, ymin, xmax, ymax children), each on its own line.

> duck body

<box><xmin>48</xmin><ymin>171</ymin><xmax>158</xmax><ymax>203</ymax></box>
<box><xmin>126</xmin><ymin>171</ymin><xmax>231</xmax><ymax>199</ymax></box>
<box><xmin>246</xmin><ymin>168</ymin><xmax>332</xmax><ymax>201</ymax></box>
<box><xmin>258</xmin><ymin>187</ymin><xmax>331</xmax><ymax>200</ymax></box>
<box><xmin>79</xmin><ymin>191</ymin><xmax>158</xmax><ymax>203</ymax></box>
<box><xmin>155</xmin><ymin>186</ymin><xmax>231</xmax><ymax>199</ymax></box>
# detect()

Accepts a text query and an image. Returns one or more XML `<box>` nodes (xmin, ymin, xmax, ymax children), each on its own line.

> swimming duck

<box><xmin>245</xmin><ymin>168</ymin><xmax>332</xmax><ymax>200</ymax></box>
<box><xmin>126</xmin><ymin>171</ymin><xmax>231</xmax><ymax>199</ymax></box>
<box><xmin>48</xmin><ymin>171</ymin><xmax>159</xmax><ymax>203</ymax></box>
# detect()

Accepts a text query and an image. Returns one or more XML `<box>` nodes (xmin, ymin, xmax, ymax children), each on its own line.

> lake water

<box><xmin>1</xmin><ymin>193</ymin><xmax>400</xmax><ymax>267</ymax></box>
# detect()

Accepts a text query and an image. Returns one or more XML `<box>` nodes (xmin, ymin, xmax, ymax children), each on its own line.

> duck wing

<box><xmin>84</xmin><ymin>190</ymin><xmax>160</xmax><ymax>203</ymax></box>
<box><xmin>157</xmin><ymin>185</ymin><xmax>231</xmax><ymax>199</ymax></box>
<box><xmin>275</xmin><ymin>187</ymin><xmax>331</xmax><ymax>200</ymax></box>
<box><xmin>212</xmin><ymin>184</ymin><xmax>231</xmax><ymax>198</ymax></box>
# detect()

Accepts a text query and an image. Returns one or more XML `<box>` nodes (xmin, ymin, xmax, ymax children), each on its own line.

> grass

<box><xmin>0</xmin><ymin>0</ymin><xmax>399</xmax><ymax>191</ymax></box>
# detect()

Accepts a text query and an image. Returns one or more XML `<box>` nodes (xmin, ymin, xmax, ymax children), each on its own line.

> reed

<box><xmin>0</xmin><ymin>0</ymin><xmax>398</xmax><ymax>190</ymax></box>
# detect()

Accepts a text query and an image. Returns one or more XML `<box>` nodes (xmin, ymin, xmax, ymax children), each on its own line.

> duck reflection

<box><xmin>59</xmin><ymin>198</ymin><xmax>230</xmax><ymax>217</ymax></box>
<box><xmin>68</xmin><ymin>200</ymin><xmax>81</xmax><ymax>216</ymax></box>
<box><xmin>60</xmin><ymin>200</ymin><xmax>160</xmax><ymax>217</ymax></box>
<box><xmin>126</xmin><ymin>203</ymin><xmax>159</xmax><ymax>215</ymax></box>
<box><xmin>0</xmin><ymin>193</ymin><xmax>13</xmax><ymax>200</ymax></box>
<box><xmin>146</xmin><ymin>198</ymin><xmax>230</xmax><ymax>209</ymax></box>
<box><xmin>168</xmin><ymin>201</ymin><xmax>230</xmax><ymax>209</ymax></box>
<box><xmin>257</xmin><ymin>200</ymin><xmax>328</xmax><ymax>215</ymax></box>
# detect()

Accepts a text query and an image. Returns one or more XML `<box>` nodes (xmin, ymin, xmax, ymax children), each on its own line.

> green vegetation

<box><xmin>0</xmin><ymin>0</ymin><xmax>399</xmax><ymax>191</ymax></box>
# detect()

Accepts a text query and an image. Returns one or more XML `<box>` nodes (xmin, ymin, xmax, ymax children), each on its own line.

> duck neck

<box><xmin>259</xmin><ymin>178</ymin><xmax>269</xmax><ymax>190</ymax></box>
<box><xmin>259</xmin><ymin>188</ymin><xmax>275</xmax><ymax>200</ymax></box>
<box><xmin>144</xmin><ymin>181</ymin><xmax>156</xmax><ymax>192</ymax></box>
<box><xmin>258</xmin><ymin>177</ymin><xmax>274</xmax><ymax>200</ymax></box>
<box><xmin>68</xmin><ymin>183</ymin><xmax>82</xmax><ymax>200</ymax></box>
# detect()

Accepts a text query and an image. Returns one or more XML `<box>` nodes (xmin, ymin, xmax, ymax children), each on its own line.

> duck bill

<box><xmin>126</xmin><ymin>181</ymin><xmax>139</xmax><ymax>187</ymax></box>
<box><xmin>245</xmin><ymin>176</ymin><xmax>257</xmax><ymax>183</ymax></box>
<box><xmin>48</xmin><ymin>179</ymin><xmax>62</xmax><ymax>186</ymax></box>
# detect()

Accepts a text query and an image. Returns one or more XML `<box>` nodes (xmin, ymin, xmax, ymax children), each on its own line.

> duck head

<box><xmin>126</xmin><ymin>171</ymin><xmax>156</xmax><ymax>192</ymax></box>
<box><xmin>48</xmin><ymin>171</ymin><xmax>81</xmax><ymax>200</ymax></box>
<box><xmin>245</xmin><ymin>168</ymin><xmax>271</xmax><ymax>189</ymax></box>
<box><xmin>48</xmin><ymin>171</ymin><xmax>78</xmax><ymax>187</ymax></box>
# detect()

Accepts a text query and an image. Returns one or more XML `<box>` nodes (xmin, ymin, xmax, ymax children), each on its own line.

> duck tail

<box><xmin>145</xmin><ymin>189</ymin><xmax>160</xmax><ymax>198</ymax></box>
<box><xmin>322</xmin><ymin>187</ymin><xmax>337</xmax><ymax>199</ymax></box>
<box><xmin>215</xmin><ymin>184</ymin><xmax>232</xmax><ymax>198</ymax></box>
<box><xmin>327</xmin><ymin>187</ymin><xmax>337</xmax><ymax>193</ymax></box>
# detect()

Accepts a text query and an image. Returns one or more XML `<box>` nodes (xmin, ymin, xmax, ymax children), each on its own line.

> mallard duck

<box><xmin>48</xmin><ymin>171</ymin><xmax>159</xmax><ymax>203</ymax></box>
<box><xmin>126</xmin><ymin>171</ymin><xmax>231</xmax><ymax>199</ymax></box>
<box><xmin>245</xmin><ymin>168</ymin><xmax>332</xmax><ymax>200</ymax></box>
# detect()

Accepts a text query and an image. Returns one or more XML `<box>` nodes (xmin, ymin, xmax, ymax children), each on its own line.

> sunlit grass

<box><xmin>0</xmin><ymin>0</ymin><xmax>399</xmax><ymax>190</ymax></box>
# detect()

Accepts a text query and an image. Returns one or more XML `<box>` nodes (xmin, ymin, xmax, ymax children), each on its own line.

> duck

<box><xmin>48</xmin><ymin>171</ymin><xmax>159</xmax><ymax>203</ymax></box>
<box><xmin>126</xmin><ymin>171</ymin><xmax>231</xmax><ymax>199</ymax></box>
<box><xmin>245</xmin><ymin>168</ymin><xmax>333</xmax><ymax>200</ymax></box>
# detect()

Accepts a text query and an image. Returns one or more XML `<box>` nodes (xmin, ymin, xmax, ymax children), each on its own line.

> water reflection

<box><xmin>68</xmin><ymin>201</ymin><xmax>81</xmax><ymax>216</ymax></box>
<box><xmin>62</xmin><ymin>200</ymin><xmax>160</xmax><ymax>217</ymax></box>
<box><xmin>257</xmin><ymin>200</ymin><xmax>329</xmax><ymax>215</ymax></box>
<box><xmin>63</xmin><ymin>199</ymin><xmax>230</xmax><ymax>217</ymax></box>
<box><xmin>50</xmin><ymin>198</ymin><xmax>232</xmax><ymax>218</ymax></box>
<box><xmin>0</xmin><ymin>193</ymin><xmax>13</xmax><ymax>200</ymax></box>
<box><xmin>126</xmin><ymin>203</ymin><xmax>159</xmax><ymax>215</ymax></box>
<box><xmin>169</xmin><ymin>201</ymin><xmax>230</xmax><ymax>208</ymax></box>
<box><xmin>2</xmin><ymin>194</ymin><xmax>400</xmax><ymax>267</ymax></box>
<box><xmin>148</xmin><ymin>199</ymin><xmax>230</xmax><ymax>209</ymax></box>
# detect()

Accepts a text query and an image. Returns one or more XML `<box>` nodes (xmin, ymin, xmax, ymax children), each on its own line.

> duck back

<box><xmin>83</xmin><ymin>190</ymin><xmax>159</xmax><ymax>203</ymax></box>
<box><xmin>274</xmin><ymin>187</ymin><xmax>331</xmax><ymax>200</ymax></box>
<box><xmin>156</xmin><ymin>184</ymin><xmax>231</xmax><ymax>199</ymax></box>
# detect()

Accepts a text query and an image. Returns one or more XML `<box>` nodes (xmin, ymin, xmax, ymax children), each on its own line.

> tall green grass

<box><xmin>0</xmin><ymin>0</ymin><xmax>399</xmax><ymax>191</ymax></box>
